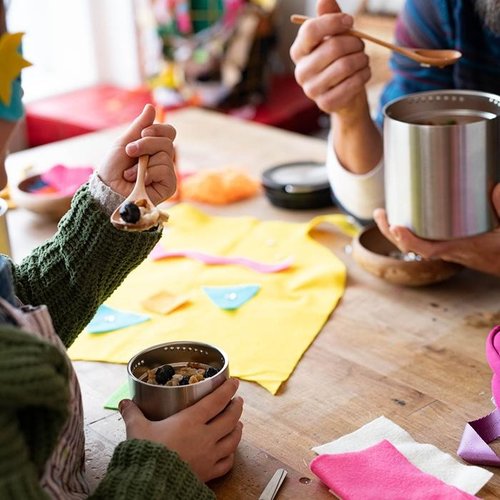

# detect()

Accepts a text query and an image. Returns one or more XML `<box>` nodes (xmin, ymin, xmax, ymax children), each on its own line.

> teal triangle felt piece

<box><xmin>202</xmin><ymin>284</ymin><xmax>261</xmax><ymax>310</ymax></box>
<box><xmin>86</xmin><ymin>304</ymin><xmax>150</xmax><ymax>334</ymax></box>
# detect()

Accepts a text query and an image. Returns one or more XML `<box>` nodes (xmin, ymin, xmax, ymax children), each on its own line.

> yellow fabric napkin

<box><xmin>68</xmin><ymin>204</ymin><xmax>357</xmax><ymax>394</ymax></box>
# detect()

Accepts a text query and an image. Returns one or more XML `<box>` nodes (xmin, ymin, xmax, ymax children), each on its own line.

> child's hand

<box><xmin>98</xmin><ymin>104</ymin><xmax>177</xmax><ymax>206</ymax></box>
<box><xmin>119</xmin><ymin>378</ymin><xmax>244</xmax><ymax>482</ymax></box>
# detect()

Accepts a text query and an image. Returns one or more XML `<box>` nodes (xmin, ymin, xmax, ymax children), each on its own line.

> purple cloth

<box><xmin>458</xmin><ymin>409</ymin><xmax>500</xmax><ymax>466</ymax></box>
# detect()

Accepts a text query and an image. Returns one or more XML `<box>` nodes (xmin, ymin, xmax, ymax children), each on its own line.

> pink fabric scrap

<box><xmin>310</xmin><ymin>440</ymin><xmax>478</xmax><ymax>500</ymax></box>
<box><xmin>486</xmin><ymin>325</ymin><xmax>500</xmax><ymax>407</ymax></box>
<box><xmin>40</xmin><ymin>164</ymin><xmax>94</xmax><ymax>196</ymax></box>
<box><xmin>457</xmin><ymin>325</ymin><xmax>500</xmax><ymax>466</ymax></box>
<box><xmin>149</xmin><ymin>245</ymin><xmax>293</xmax><ymax>274</ymax></box>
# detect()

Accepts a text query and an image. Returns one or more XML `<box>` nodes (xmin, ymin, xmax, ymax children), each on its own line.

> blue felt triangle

<box><xmin>86</xmin><ymin>304</ymin><xmax>150</xmax><ymax>334</ymax></box>
<box><xmin>202</xmin><ymin>284</ymin><xmax>261</xmax><ymax>310</ymax></box>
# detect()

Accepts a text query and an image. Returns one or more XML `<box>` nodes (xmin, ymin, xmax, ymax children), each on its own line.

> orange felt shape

<box><xmin>141</xmin><ymin>290</ymin><xmax>190</xmax><ymax>315</ymax></box>
<box><xmin>181</xmin><ymin>167</ymin><xmax>261</xmax><ymax>204</ymax></box>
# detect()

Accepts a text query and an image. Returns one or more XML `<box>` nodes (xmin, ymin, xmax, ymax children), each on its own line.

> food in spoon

<box><xmin>142</xmin><ymin>362</ymin><xmax>219</xmax><ymax>387</ymax></box>
<box><xmin>117</xmin><ymin>198</ymin><xmax>169</xmax><ymax>230</ymax></box>
<box><xmin>119</xmin><ymin>202</ymin><xmax>141</xmax><ymax>224</ymax></box>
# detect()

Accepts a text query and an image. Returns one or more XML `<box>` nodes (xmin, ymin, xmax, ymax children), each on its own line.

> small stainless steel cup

<box><xmin>384</xmin><ymin>90</ymin><xmax>500</xmax><ymax>240</ymax></box>
<box><xmin>127</xmin><ymin>341</ymin><xmax>229</xmax><ymax>421</ymax></box>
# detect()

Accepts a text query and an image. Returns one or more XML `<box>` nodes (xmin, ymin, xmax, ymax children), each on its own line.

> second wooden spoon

<box><xmin>291</xmin><ymin>14</ymin><xmax>462</xmax><ymax>68</ymax></box>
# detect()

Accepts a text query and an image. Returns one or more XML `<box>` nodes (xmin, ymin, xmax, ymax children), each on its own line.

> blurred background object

<box><xmin>148</xmin><ymin>0</ymin><xmax>279</xmax><ymax>110</ymax></box>
<box><xmin>5</xmin><ymin>0</ymin><xmax>399</xmax><ymax>147</ymax></box>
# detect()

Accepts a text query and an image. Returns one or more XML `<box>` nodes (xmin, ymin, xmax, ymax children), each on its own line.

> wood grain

<box><xmin>8</xmin><ymin>108</ymin><xmax>500</xmax><ymax>498</ymax></box>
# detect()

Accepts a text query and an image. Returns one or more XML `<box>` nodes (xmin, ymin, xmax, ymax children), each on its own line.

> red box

<box><xmin>25</xmin><ymin>85</ymin><xmax>154</xmax><ymax>147</ymax></box>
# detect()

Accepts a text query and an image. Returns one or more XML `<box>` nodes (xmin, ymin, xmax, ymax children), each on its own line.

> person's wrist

<box><xmin>331</xmin><ymin>91</ymin><xmax>383</xmax><ymax>175</ymax></box>
<box><xmin>333</xmin><ymin>91</ymin><xmax>371</xmax><ymax>128</ymax></box>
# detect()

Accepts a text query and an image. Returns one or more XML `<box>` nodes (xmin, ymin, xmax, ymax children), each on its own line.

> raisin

<box><xmin>205</xmin><ymin>367</ymin><xmax>218</xmax><ymax>378</ymax></box>
<box><xmin>119</xmin><ymin>202</ymin><xmax>141</xmax><ymax>223</ymax></box>
<box><xmin>155</xmin><ymin>365</ymin><xmax>175</xmax><ymax>385</ymax></box>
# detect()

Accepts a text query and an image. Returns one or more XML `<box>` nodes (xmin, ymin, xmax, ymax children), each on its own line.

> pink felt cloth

<box><xmin>310</xmin><ymin>440</ymin><xmax>478</xmax><ymax>500</ymax></box>
<box><xmin>40</xmin><ymin>164</ymin><xmax>94</xmax><ymax>196</ymax></box>
<box><xmin>486</xmin><ymin>325</ymin><xmax>500</xmax><ymax>407</ymax></box>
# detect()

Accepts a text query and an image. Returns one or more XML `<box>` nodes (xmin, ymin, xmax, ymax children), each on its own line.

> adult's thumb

<box><xmin>491</xmin><ymin>183</ymin><xmax>500</xmax><ymax>218</ymax></box>
<box><xmin>317</xmin><ymin>0</ymin><xmax>342</xmax><ymax>16</ymax></box>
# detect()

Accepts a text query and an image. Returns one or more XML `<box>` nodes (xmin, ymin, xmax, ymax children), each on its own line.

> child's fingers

<box><xmin>187</xmin><ymin>378</ymin><xmax>239</xmax><ymax>424</ymax></box>
<box><xmin>211</xmin><ymin>453</ymin><xmax>236</xmax><ymax>480</ymax></box>
<box><xmin>125</xmin><ymin>137</ymin><xmax>174</xmax><ymax>157</ymax></box>
<box><xmin>209</xmin><ymin>396</ymin><xmax>244</xmax><ymax>441</ymax></box>
<box><xmin>117</xmin><ymin>104</ymin><xmax>156</xmax><ymax>145</ymax></box>
<box><xmin>215</xmin><ymin>420</ymin><xmax>243</xmax><ymax>457</ymax></box>
<box><xmin>141</xmin><ymin>123</ymin><xmax>176</xmax><ymax>141</ymax></box>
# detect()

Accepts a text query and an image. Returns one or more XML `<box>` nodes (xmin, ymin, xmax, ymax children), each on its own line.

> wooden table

<box><xmin>7</xmin><ymin>108</ymin><xmax>500</xmax><ymax>499</ymax></box>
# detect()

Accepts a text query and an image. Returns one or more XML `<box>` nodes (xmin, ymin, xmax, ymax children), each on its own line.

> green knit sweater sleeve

<box><xmin>12</xmin><ymin>184</ymin><xmax>162</xmax><ymax>348</ymax></box>
<box><xmin>91</xmin><ymin>440</ymin><xmax>215</xmax><ymax>500</ymax></box>
<box><xmin>0</xmin><ymin>325</ymin><xmax>69</xmax><ymax>500</ymax></box>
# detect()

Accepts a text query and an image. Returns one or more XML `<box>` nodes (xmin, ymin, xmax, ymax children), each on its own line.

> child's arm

<box><xmin>12</xmin><ymin>104</ymin><xmax>176</xmax><ymax>348</ymax></box>
<box><xmin>11</xmin><ymin>185</ymin><xmax>161</xmax><ymax>348</ymax></box>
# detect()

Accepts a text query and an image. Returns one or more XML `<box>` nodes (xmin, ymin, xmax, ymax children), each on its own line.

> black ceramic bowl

<box><xmin>262</xmin><ymin>161</ymin><xmax>334</xmax><ymax>210</ymax></box>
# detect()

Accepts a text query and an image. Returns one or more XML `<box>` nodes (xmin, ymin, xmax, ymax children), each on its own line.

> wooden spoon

<box><xmin>110</xmin><ymin>154</ymin><xmax>164</xmax><ymax>231</ymax></box>
<box><xmin>291</xmin><ymin>14</ymin><xmax>462</xmax><ymax>68</ymax></box>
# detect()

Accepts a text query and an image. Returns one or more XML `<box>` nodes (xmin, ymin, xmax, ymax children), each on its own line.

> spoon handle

<box><xmin>290</xmin><ymin>14</ymin><xmax>415</xmax><ymax>60</ymax></box>
<box><xmin>137</xmin><ymin>155</ymin><xmax>149</xmax><ymax>189</ymax></box>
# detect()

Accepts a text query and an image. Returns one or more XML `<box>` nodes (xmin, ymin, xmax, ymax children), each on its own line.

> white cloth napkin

<box><xmin>312</xmin><ymin>416</ymin><xmax>492</xmax><ymax>495</ymax></box>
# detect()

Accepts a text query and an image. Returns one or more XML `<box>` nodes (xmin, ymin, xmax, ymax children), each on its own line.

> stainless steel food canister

<box><xmin>383</xmin><ymin>90</ymin><xmax>500</xmax><ymax>240</ymax></box>
<box><xmin>128</xmin><ymin>341</ymin><xmax>229</xmax><ymax>421</ymax></box>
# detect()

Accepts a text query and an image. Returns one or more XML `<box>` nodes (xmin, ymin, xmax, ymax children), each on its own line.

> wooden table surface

<box><xmin>6</xmin><ymin>108</ymin><xmax>500</xmax><ymax>499</ymax></box>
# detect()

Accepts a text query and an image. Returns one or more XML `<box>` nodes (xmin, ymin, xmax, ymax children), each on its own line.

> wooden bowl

<box><xmin>352</xmin><ymin>225</ymin><xmax>462</xmax><ymax>286</ymax></box>
<box><xmin>11</xmin><ymin>174</ymin><xmax>72</xmax><ymax>221</ymax></box>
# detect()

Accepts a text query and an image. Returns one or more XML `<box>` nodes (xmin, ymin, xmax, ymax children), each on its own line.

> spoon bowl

<box><xmin>291</xmin><ymin>14</ymin><xmax>462</xmax><ymax>68</ymax></box>
<box><xmin>110</xmin><ymin>155</ymin><xmax>167</xmax><ymax>231</ymax></box>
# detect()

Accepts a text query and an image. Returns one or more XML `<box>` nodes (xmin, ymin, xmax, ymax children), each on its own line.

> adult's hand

<box><xmin>98</xmin><ymin>104</ymin><xmax>177</xmax><ymax>206</ymax></box>
<box><xmin>119</xmin><ymin>378</ymin><xmax>244</xmax><ymax>482</ymax></box>
<box><xmin>290</xmin><ymin>0</ymin><xmax>370</xmax><ymax>114</ymax></box>
<box><xmin>374</xmin><ymin>184</ymin><xmax>500</xmax><ymax>276</ymax></box>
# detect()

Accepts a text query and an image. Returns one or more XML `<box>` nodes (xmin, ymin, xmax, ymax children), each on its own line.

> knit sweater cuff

<box><xmin>88</xmin><ymin>171</ymin><xmax>125</xmax><ymax>217</ymax></box>
<box><xmin>326</xmin><ymin>130</ymin><xmax>385</xmax><ymax>221</ymax></box>
<box><xmin>91</xmin><ymin>440</ymin><xmax>215</xmax><ymax>500</ymax></box>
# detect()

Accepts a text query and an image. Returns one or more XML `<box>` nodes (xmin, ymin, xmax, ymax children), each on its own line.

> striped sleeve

<box><xmin>376</xmin><ymin>0</ymin><xmax>455</xmax><ymax>125</ymax></box>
